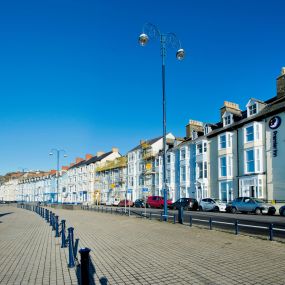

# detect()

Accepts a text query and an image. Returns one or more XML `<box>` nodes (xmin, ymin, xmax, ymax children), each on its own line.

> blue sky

<box><xmin>1</xmin><ymin>0</ymin><xmax>284</xmax><ymax>174</ymax></box>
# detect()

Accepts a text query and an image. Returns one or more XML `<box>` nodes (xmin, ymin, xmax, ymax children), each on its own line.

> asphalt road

<box><xmin>88</xmin><ymin>205</ymin><xmax>285</xmax><ymax>242</ymax></box>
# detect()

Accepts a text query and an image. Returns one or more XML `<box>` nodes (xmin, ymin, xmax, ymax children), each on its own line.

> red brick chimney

<box><xmin>76</xmin><ymin>157</ymin><xmax>84</xmax><ymax>164</ymax></box>
<box><xmin>85</xmin><ymin>154</ymin><xmax>93</xmax><ymax>160</ymax></box>
<box><xmin>61</xmin><ymin>166</ymin><xmax>69</xmax><ymax>171</ymax></box>
<box><xmin>50</xmin><ymin>169</ymin><xmax>57</xmax><ymax>175</ymax></box>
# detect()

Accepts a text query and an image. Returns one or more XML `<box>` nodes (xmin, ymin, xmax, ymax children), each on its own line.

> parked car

<box><xmin>226</xmin><ymin>197</ymin><xmax>276</xmax><ymax>215</ymax></box>
<box><xmin>279</xmin><ymin>205</ymin><xmax>285</xmax><ymax>216</ymax></box>
<box><xmin>118</xmin><ymin>199</ymin><xmax>134</xmax><ymax>207</ymax></box>
<box><xmin>169</xmin><ymin>198</ymin><xmax>198</xmax><ymax>211</ymax></box>
<box><xmin>146</xmin><ymin>196</ymin><xmax>172</xmax><ymax>209</ymax></box>
<box><xmin>134</xmin><ymin>199</ymin><xmax>145</xmax><ymax>208</ymax></box>
<box><xmin>112</xmin><ymin>198</ymin><xmax>120</xmax><ymax>206</ymax></box>
<box><xmin>199</xmin><ymin>198</ymin><xmax>227</xmax><ymax>212</ymax></box>
<box><xmin>105</xmin><ymin>201</ymin><xmax>112</xmax><ymax>206</ymax></box>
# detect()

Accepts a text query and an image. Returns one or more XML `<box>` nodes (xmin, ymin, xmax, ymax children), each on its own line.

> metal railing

<box><xmin>80</xmin><ymin>205</ymin><xmax>285</xmax><ymax>242</ymax></box>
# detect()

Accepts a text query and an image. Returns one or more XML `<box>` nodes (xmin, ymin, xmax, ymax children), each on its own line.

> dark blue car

<box><xmin>134</xmin><ymin>199</ymin><xmax>145</xmax><ymax>208</ymax></box>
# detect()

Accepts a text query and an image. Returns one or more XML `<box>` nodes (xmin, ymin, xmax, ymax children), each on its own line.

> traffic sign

<box><xmin>142</xmin><ymin>188</ymin><xmax>148</xmax><ymax>193</ymax></box>
<box><xmin>127</xmin><ymin>189</ymin><xmax>132</xmax><ymax>194</ymax></box>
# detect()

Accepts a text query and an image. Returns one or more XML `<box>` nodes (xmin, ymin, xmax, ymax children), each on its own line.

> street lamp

<box><xmin>18</xmin><ymin>167</ymin><xmax>28</xmax><ymax>203</ymax></box>
<box><xmin>138</xmin><ymin>23</ymin><xmax>185</xmax><ymax>221</ymax></box>
<box><xmin>49</xmin><ymin>149</ymin><xmax>67</xmax><ymax>203</ymax></box>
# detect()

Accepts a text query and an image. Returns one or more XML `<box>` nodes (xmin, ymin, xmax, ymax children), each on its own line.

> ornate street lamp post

<box><xmin>138</xmin><ymin>23</ymin><xmax>185</xmax><ymax>221</ymax></box>
<box><xmin>49</xmin><ymin>149</ymin><xmax>67</xmax><ymax>203</ymax></box>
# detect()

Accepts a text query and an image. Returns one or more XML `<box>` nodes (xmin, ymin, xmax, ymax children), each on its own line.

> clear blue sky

<box><xmin>1</xmin><ymin>0</ymin><xmax>284</xmax><ymax>174</ymax></box>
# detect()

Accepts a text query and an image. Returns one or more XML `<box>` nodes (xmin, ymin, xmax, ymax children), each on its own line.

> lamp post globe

<box><xmin>176</xmin><ymin>48</ymin><xmax>185</xmax><ymax>60</ymax></box>
<box><xmin>138</xmin><ymin>33</ymin><xmax>149</xmax><ymax>46</ymax></box>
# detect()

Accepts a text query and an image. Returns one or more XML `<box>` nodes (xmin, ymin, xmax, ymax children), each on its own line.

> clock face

<box><xmin>269</xmin><ymin>116</ymin><xmax>281</xmax><ymax>130</ymax></box>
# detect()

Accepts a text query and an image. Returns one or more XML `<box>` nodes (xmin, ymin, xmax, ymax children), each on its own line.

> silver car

<box><xmin>228</xmin><ymin>197</ymin><xmax>276</xmax><ymax>215</ymax></box>
<box><xmin>199</xmin><ymin>198</ymin><xmax>227</xmax><ymax>212</ymax></box>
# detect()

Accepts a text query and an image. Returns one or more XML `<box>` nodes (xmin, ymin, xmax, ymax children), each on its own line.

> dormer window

<box><xmin>204</xmin><ymin>125</ymin><xmax>212</xmax><ymax>135</ymax></box>
<box><xmin>248</xmin><ymin>103</ymin><xmax>257</xmax><ymax>116</ymax></box>
<box><xmin>246</xmin><ymin>99</ymin><xmax>265</xmax><ymax>117</ymax></box>
<box><xmin>223</xmin><ymin>113</ymin><xmax>233</xmax><ymax>127</ymax></box>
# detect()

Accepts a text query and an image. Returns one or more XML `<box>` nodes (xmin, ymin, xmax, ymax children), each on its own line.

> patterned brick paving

<box><xmin>0</xmin><ymin>206</ymin><xmax>77</xmax><ymax>285</ymax></box>
<box><xmin>1</xmin><ymin>205</ymin><xmax>285</xmax><ymax>285</ymax></box>
<box><xmin>52</xmin><ymin>208</ymin><xmax>285</xmax><ymax>285</ymax></box>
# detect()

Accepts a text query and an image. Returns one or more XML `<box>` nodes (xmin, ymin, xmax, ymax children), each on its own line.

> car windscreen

<box><xmin>252</xmin><ymin>198</ymin><xmax>265</xmax><ymax>204</ymax></box>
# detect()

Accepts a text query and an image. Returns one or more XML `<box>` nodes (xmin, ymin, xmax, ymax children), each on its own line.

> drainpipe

<box><xmin>264</xmin><ymin>118</ymin><xmax>268</xmax><ymax>202</ymax></box>
<box><xmin>236</xmin><ymin>128</ymin><xmax>240</xmax><ymax>198</ymax></box>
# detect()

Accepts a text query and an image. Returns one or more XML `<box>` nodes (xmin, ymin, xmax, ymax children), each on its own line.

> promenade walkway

<box><xmin>51</xmin><ymin>208</ymin><xmax>285</xmax><ymax>285</ymax></box>
<box><xmin>1</xmin><ymin>205</ymin><xmax>285</xmax><ymax>284</ymax></box>
<box><xmin>0</xmin><ymin>205</ymin><xmax>77</xmax><ymax>285</ymax></box>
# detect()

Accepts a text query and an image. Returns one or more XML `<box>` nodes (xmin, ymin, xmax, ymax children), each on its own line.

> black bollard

<box><xmin>61</xmin><ymin>220</ymin><xmax>67</xmax><ymax>248</ymax></box>
<box><xmin>269</xmin><ymin>223</ymin><xmax>274</xmax><ymax>241</ymax></box>
<box><xmin>49</xmin><ymin>212</ymin><xmax>53</xmax><ymax>226</ymax></box>
<box><xmin>178</xmin><ymin>206</ymin><xmax>183</xmax><ymax>224</ymax></box>
<box><xmin>55</xmin><ymin>216</ymin><xmax>60</xmax><ymax>237</ymax></box>
<box><xmin>189</xmin><ymin>215</ymin><xmax>192</xmax><ymax>227</ymax></box>
<box><xmin>234</xmin><ymin>220</ymin><xmax>239</xmax><ymax>235</ymax></box>
<box><xmin>209</xmin><ymin>217</ymin><xmax>213</xmax><ymax>230</ymax></box>
<box><xmin>79</xmin><ymin>248</ymin><xmax>91</xmax><ymax>285</ymax></box>
<box><xmin>68</xmin><ymin>227</ymin><xmax>75</xmax><ymax>268</ymax></box>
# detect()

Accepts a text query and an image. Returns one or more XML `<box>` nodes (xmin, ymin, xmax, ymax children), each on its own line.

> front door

<box><xmin>250</xmin><ymin>186</ymin><xmax>255</xmax><ymax>197</ymax></box>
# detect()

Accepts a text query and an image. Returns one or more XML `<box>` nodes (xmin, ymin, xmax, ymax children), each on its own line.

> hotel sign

<box><xmin>269</xmin><ymin>116</ymin><xmax>281</xmax><ymax>157</ymax></box>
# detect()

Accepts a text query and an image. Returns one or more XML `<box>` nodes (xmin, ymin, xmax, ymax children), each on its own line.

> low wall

<box><xmin>49</xmin><ymin>204</ymin><xmax>82</xmax><ymax>210</ymax></box>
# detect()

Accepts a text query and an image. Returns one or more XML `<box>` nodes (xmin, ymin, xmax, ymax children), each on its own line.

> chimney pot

<box><xmin>277</xmin><ymin>67</ymin><xmax>285</xmax><ymax>99</ymax></box>
<box><xmin>96</xmin><ymin>151</ymin><xmax>105</xmax><ymax>157</ymax></box>
<box><xmin>85</xmin><ymin>154</ymin><xmax>93</xmax><ymax>160</ymax></box>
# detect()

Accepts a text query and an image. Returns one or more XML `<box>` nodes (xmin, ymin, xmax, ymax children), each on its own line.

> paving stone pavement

<box><xmin>48</xmin><ymin>207</ymin><xmax>285</xmax><ymax>285</ymax></box>
<box><xmin>1</xmin><ymin>205</ymin><xmax>285</xmax><ymax>285</ymax></box>
<box><xmin>0</xmin><ymin>206</ymin><xmax>78</xmax><ymax>285</ymax></box>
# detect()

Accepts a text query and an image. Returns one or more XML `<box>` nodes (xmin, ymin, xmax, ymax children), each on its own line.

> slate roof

<box><xmin>68</xmin><ymin>151</ymin><xmax>113</xmax><ymax>169</ymax></box>
<box><xmin>85</xmin><ymin>151</ymin><xmax>113</xmax><ymax>165</ymax></box>
<box><xmin>128</xmin><ymin>136</ymin><xmax>162</xmax><ymax>152</ymax></box>
<box><xmin>207</xmin><ymin>96</ymin><xmax>285</xmax><ymax>138</ymax></box>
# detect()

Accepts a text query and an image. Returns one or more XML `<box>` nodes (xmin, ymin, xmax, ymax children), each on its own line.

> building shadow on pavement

<box><xmin>0</xmin><ymin>212</ymin><xmax>13</xmax><ymax>219</ymax></box>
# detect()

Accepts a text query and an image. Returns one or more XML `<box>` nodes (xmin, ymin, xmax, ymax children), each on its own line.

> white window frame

<box><xmin>222</xmin><ymin>112</ymin><xmax>233</xmax><ymax>127</ymax></box>
<box><xmin>243</xmin><ymin>122</ymin><xmax>262</xmax><ymax>143</ymax></box>
<box><xmin>219</xmin><ymin>156</ymin><xmax>227</xmax><ymax>177</ymax></box>
<box><xmin>218</xmin><ymin>132</ymin><xmax>232</xmax><ymax>150</ymax></box>
<box><xmin>219</xmin><ymin>155</ymin><xmax>233</xmax><ymax>178</ymax></box>
<box><xmin>245</xmin><ymin>125</ymin><xmax>254</xmax><ymax>143</ymax></box>
<box><xmin>244</xmin><ymin>148</ymin><xmax>263</xmax><ymax>174</ymax></box>
<box><xmin>180</xmin><ymin>148</ymin><xmax>186</xmax><ymax>160</ymax></box>
<box><xmin>180</xmin><ymin>166</ymin><xmax>186</xmax><ymax>182</ymax></box>
<box><xmin>196</xmin><ymin>143</ymin><xmax>203</xmax><ymax>155</ymax></box>
<box><xmin>246</xmin><ymin>100</ymin><xmax>259</xmax><ymax>117</ymax></box>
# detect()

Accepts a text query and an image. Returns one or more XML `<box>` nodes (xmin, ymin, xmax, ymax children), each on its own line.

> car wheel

<box><xmin>231</xmin><ymin>207</ymin><xmax>237</xmax><ymax>214</ymax></box>
<box><xmin>198</xmin><ymin>206</ymin><xmax>203</xmax><ymax>211</ymax></box>
<box><xmin>280</xmin><ymin>209</ymin><xmax>285</xmax><ymax>216</ymax></box>
<box><xmin>146</xmin><ymin>204</ymin><xmax>150</xmax><ymax>208</ymax></box>
<box><xmin>255</xmin><ymin>208</ymin><xmax>262</xmax><ymax>215</ymax></box>
<box><xmin>213</xmin><ymin>206</ymin><xmax>219</xmax><ymax>212</ymax></box>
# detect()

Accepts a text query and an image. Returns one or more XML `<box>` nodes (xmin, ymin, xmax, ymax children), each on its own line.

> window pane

<box><xmin>220</xmin><ymin>135</ymin><xmax>226</xmax><ymax>149</ymax></box>
<box><xmin>246</xmin><ymin>126</ymin><xmax>254</xmax><ymax>142</ymax></box>
<box><xmin>220</xmin><ymin>157</ymin><xmax>227</xmax><ymax>176</ymax></box>
<box><xmin>246</xmin><ymin>150</ymin><xmax>255</xmax><ymax>172</ymax></box>
<box><xmin>204</xmin><ymin>162</ymin><xmax>207</xmax><ymax>178</ymax></box>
